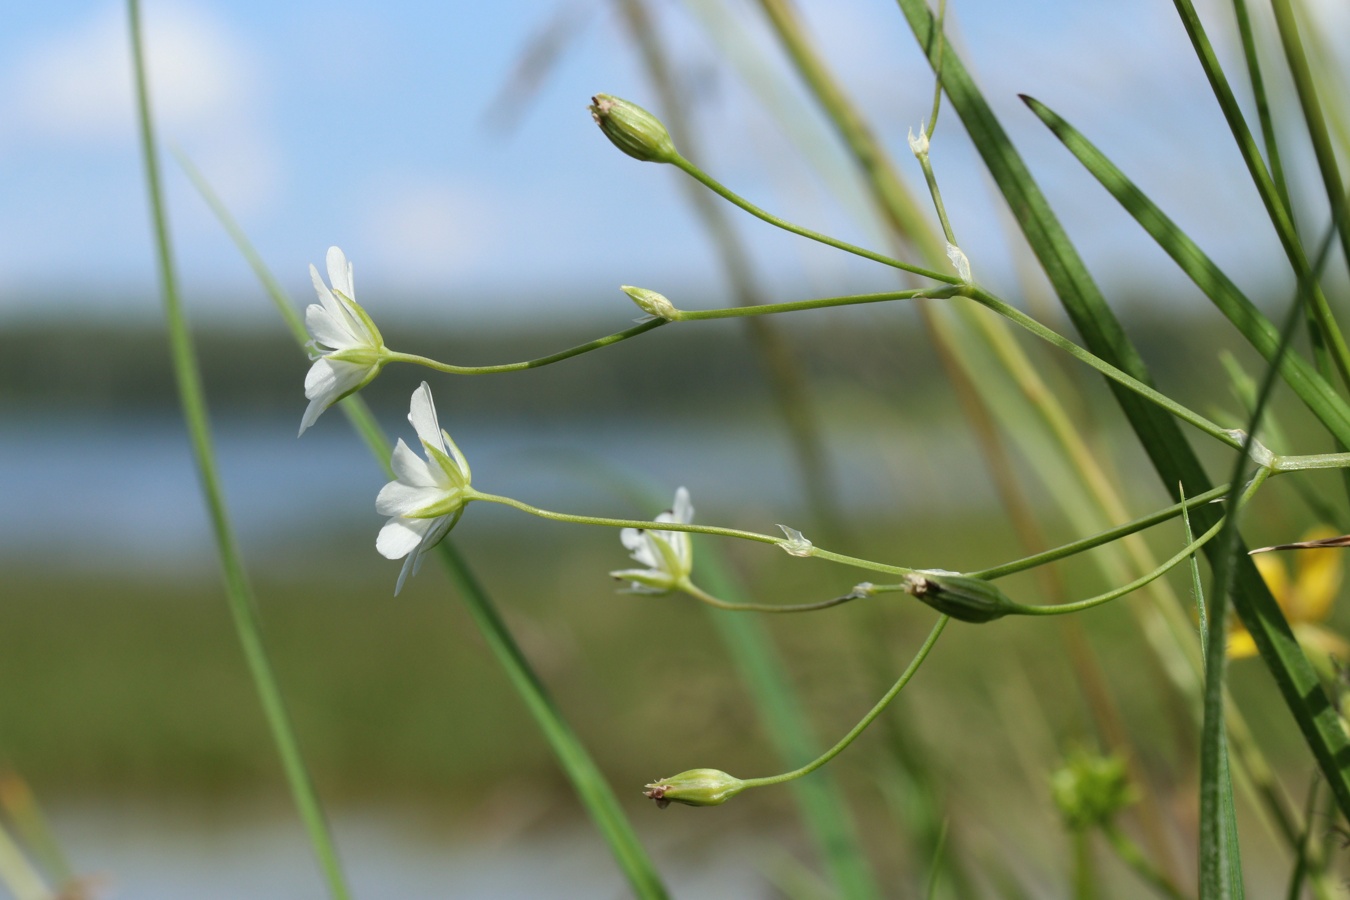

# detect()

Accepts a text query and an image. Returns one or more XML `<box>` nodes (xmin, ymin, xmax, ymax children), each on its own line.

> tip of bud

<box><xmin>589</xmin><ymin>94</ymin><xmax>679</xmax><ymax>164</ymax></box>
<box><xmin>621</xmin><ymin>285</ymin><xmax>679</xmax><ymax>321</ymax></box>
<box><xmin>643</xmin><ymin>768</ymin><xmax>746</xmax><ymax>808</ymax></box>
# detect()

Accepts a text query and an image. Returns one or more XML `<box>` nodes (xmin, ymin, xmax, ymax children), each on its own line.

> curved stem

<box><xmin>971</xmin><ymin>483</ymin><xmax>1232</xmax><ymax>580</ymax></box>
<box><xmin>682</xmin><ymin>582</ymin><xmax>865</xmax><ymax>614</ymax></box>
<box><xmin>1012</xmin><ymin>469</ymin><xmax>1270</xmax><ymax>617</ymax></box>
<box><xmin>965</xmin><ymin>287</ymin><xmax>1242</xmax><ymax>451</ymax></box>
<box><xmin>674</xmin><ymin>288</ymin><xmax>941</xmax><ymax>321</ymax></box>
<box><xmin>386</xmin><ymin>318</ymin><xmax>667</xmax><ymax>375</ymax></box>
<box><xmin>740</xmin><ymin>616</ymin><xmax>949</xmax><ymax>789</ymax></box>
<box><xmin>670</xmin><ymin>154</ymin><xmax>958</xmax><ymax>284</ymax></box>
<box><xmin>470</xmin><ymin>492</ymin><xmax>780</xmax><ymax>545</ymax></box>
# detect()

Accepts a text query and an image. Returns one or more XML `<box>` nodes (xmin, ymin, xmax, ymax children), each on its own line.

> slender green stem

<box><xmin>739</xmin><ymin>616</ymin><xmax>948</xmax><ymax>789</ymax></box>
<box><xmin>1011</xmin><ymin>470</ymin><xmax>1268</xmax><ymax>617</ymax></box>
<box><xmin>682</xmin><ymin>581</ymin><xmax>864</xmax><ymax>614</ymax></box>
<box><xmin>468</xmin><ymin>491</ymin><xmax>918</xmax><ymax>575</ymax></box>
<box><xmin>471</xmin><ymin>492</ymin><xmax>780</xmax><ymax>544</ymax></box>
<box><xmin>127</xmin><ymin>4</ymin><xmax>350</xmax><ymax>897</ymax></box>
<box><xmin>1101</xmin><ymin>823</ymin><xmax>1190</xmax><ymax>900</ymax></box>
<box><xmin>965</xmin><ymin>287</ymin><xmax>1242</xmax><ymax>450</ymax></box>
<box><xmin>669</xmin><ymin>153</ymin><xmax>957</xmax><ymax>283</ymax></box>
<box><xmin>386</xmin><ymin>318</ymin><xmax>666</xmax><ymax>374</ymax></box>
<box><xmin>916</xmin><ymin>153</ymin><xmax>958</xmax><ymax>247</ymax></box>
<box><xmin>971</xmin><ymin>483</ymin><xmax>1233</xmax><ymax>580</ymax></box>
<box><xmin>673</xmin><ymin>288</ymin><xmax>940</xmax><ymax>321</ymax></box>
<box><xmin>1272</xmin><ymin>452</ymin><xmax>1350</xmax><ymax>472</ymax></box>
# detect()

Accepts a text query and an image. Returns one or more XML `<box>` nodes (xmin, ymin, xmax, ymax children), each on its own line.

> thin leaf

<box><xmin>127</xmin><ymin>3</ymin><xmax>351</xmax><ymax>896</ymax></box>
<box><xmin>1020</xmin><ymin>95</ymin><xmax>1350</xmax><ymax>448</ymax></box>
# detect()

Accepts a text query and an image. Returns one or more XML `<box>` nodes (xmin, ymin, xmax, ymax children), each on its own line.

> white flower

<box><xmin>610</xmin><ymin>487</ymin><xmax>695</xmax><ymax>594</ymax></box>
<box><xmin>299</xmin><ymin>246</ymin><xmax>388</xmax><ymax>436</ymax></box>
<box><xmin>907</xmin><ymin>123</ymin><xmax>929</xmax><ymax>158</ymax></box>
<box><xmin>376</xmin><ymin>382</ymin><xmax>474</xmax><ymax>594</ymax></box>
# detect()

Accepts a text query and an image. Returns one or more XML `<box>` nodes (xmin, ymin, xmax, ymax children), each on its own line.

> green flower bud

<box><xmin>643</xmin><ymin>768</ymin><xmax>745</xmax><ymax>809</ymax></box>
<box><xmin>901</xmin><ymin>571</ymin><xmax>1015</xmax><ymax>623</ymax></box>
<box><xmin>621</xmin><ymin>285</ymin><xmax>679</xmax><ymax>321</ymax></box>
<box><xmin>1050</xmin><ymin>750</ymin><xmax>1134</xmax><ymax>831</ymax></box>
<box><xmin>589</xmin><ymin>94</ymin><xmax>679</xmax><ymax>164</ymax></box>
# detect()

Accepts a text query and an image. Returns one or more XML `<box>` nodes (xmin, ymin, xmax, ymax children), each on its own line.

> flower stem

<box><xmin>682</xmin><ymin>581</ymin><xmax>865</xmax><ymax>614</ymax></box>
<box><xmin>1100</xmin><ymin>822</ymin><xmax>1189</xmax><ymax>900</ymax></box>
<box><xmin>669</xmin><ymin>154</ymin><xmax>957</xmax><ymax>284</ymax></box>
<box><xmin>971</xmin><ymin>483</ymin><xmax>1233</xmax><ymax>580</ymax></box>
<box><xmin>737</xmin><ymin>616</ymin><xmax>948</xmax><ymax>790</ymax></box>
<box><xmin>128</xmin><ymin>2</ymin><xmax>350</xmax><ymax>896</ymax></box>
<box><xmin>964</xmin><ymin>287</ymin><xmax>1242</xmax><ymax>450</ymax></box>
<box><xmin>673</xmin><ymin>289</ymin><xmax>940</xmax><ymax>320</ymax></box>
<box><xmin>1010</xmin><ymin>469</ymin><xmax>1269</xmax><ymax>617</ymax></box>
<box><xmin>469</xmin><ymin>492</ymin><xmax>917</xmax><ymax>575</ymax></box>
<box><xmin>386</xmin><ymin>318</ymin><xmax>667</xmax><ymax>374</ymax></box>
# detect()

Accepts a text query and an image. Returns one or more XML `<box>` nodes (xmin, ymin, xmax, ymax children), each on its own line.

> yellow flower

<box><xmin>1232</xmin><ymin>526</ymin><xmax>1348</xmax><ymax>659</ymax></box>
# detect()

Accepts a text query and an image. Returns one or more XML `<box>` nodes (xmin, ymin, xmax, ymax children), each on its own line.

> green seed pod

<box><xmin>589</xmin><ymin>94</ymin><xmax>679</xmax><ymax>164</ymax></box>
<box><xmin>902</xmin><ymin>571</ymin><xmax>1015</xmax><ymax>623</ymax></box>
<box><xmin>643</xmin><ymin>768</ymin><xmax>745</xmax><ymax>809</ymax></box>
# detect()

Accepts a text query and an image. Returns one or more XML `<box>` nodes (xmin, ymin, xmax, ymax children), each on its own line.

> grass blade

<box><xmin>178</xmin><ymin>158</ymin><xmax>670</xmax><ymax>899</ymax></box>
<box><xmin>126</xmin><ymin>3</ymin><xmax>351</xmax><ymax>896</ymax></box>
<box><xmin>1020</xmin><ymin>96</ymin><xmax>1350</xmax><ymax>447</ymax></box>
<box><xmin>892</xmin><ymin>0</ymin><xmax>1350</xmax><ymax>821</ymax></box>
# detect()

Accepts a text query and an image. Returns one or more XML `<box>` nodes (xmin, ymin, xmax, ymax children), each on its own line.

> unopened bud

<box><xmin>643</xmin><ymin>768</ymin><xmax>745</xmax><ymax>808</ymax></box>
<box><xmin>902</xmin><ymin>571</ymin><xmax>1014</xmax><ymax>623</ymax></box>
<box><xmin>621</xmin><ymin>285</ymin><xmax>679</xmax><ymax>321</ymax></box>
<box><xmin>1051</xmin><ymin>750</ymin><xmax>1134</xmax><ymax>831</ymax></box>
<box><xmin>589</xmin><ymin>94</ymin><xmax>679</xmax><ymax>164</ymax></box>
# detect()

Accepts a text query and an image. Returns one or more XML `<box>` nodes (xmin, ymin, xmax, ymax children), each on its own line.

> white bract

<box><xmin>610</xmin><ymin>487</ymin><xmax>695</xmax><ymax>594</ymax></box>
<box><xmin>376</xmin><ymin>382</ymin><xmax>474</xmax><ymax>595</ymax></box>
<box><xmin>299</xmin><ymin>246</ymin><xmax>388</xmax><ymax>436</ymax></box>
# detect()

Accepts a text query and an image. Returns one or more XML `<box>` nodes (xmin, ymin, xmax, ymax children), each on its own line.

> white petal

<box><xmin>327</xmin><ymin>246</ymin><xmax>354</xmax><ymax>302</ymax></box>
<box><xmin>310</xmin><ymin>263</ymin><xmax>342</xmax><ymax>316</ymax></box>
<box><xmin>393</xmin><ymin>551</ymin><xmax>419</xmax><ymax>596</ymax></box>
<box><xmin>407</xmin><ymin>382</ymin><xmax>447</xmax><ymax>454</ymax></box>
<box><xmin>377</xmin><ymin>515</ymin><xmax>433</xmax><ymax>560</ymax></box>
<box><xmin>389</xmin><ymin>439</ymin><xmax>438</xmax><ymax>486</ymax></box>
<box><xmin>376</xmin><ymin>481</ymin><xmax>450</xmax><ymax>516</ymax></box>
<box><xmin>304</xmin><ymin>357</ymin><xmax>370</xmax><ymax>401</ymax></box>
<box><xmin>671</xmin><ymin>486</ymin><xmax>693</xmax><ymax>524</ymax></box>
<box><xmin>626</xmin><ymin>533</ymin><xmax>661</xmax><ymax>569</ymax></box>
<box><xmin>305</xmin><ymin>303</ymin><xmax>361</xmax><ymax>350</ymax></box>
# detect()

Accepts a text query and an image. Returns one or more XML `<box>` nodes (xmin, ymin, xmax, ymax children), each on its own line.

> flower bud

<box><xmin>621</xmin><ymin>285</ymin><xmax>679</xmax><ymax>321</ymax></box>
<box><xmin>776</xmin><ymin>524</ymin><xmax>814</xmax><ymax>557</ymax></box>
<box><xmin>946</xmin><ymin>242</ymin><xmax>972</xmax><ymax>283</ymax></box>
<box><xmin>901</xmin><ymin>571</ymin><xmax>1015</xmax><ymax>623</ymax></box>
<box><xmin>589</xmin><ymin>94</ymin><xmax>679</xmax><ymax>164</ymax></box>
<box><xmin>643</xmin><ymin>768</ymin><xmax>745</xmax><ymax>809</ymax></box>
<box><xmin>1050</xmin><ymin>750</ymin><xmax>1134</xmax><ymax>831</ymax></box>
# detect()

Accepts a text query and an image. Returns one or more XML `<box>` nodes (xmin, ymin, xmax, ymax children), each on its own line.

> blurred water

<box><xmin>1</xmin><ymin>411</ymin><xmax>990</xmax><ymax>569</ymax></box>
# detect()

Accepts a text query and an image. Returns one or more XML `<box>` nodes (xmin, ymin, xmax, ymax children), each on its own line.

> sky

<box><xmin>1</xmin><ymin>0</ymin><xmax>1346</xmax><ymax>326</ymax></box>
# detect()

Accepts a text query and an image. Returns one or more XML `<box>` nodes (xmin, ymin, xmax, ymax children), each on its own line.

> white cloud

<box><xmin>357</xmin><ymin>174</ymin><xmax>501</xmax><ymax>289</ymax></box>
<box><xmin>5</xmin><ymin>1</ymin><xmax>279</xmax><ymax>212</ymax></box>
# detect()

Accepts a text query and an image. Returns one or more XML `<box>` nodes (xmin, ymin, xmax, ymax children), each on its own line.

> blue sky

<box><xmin>1</xmin><ymin>0</ymin><xmax>1345</xmax><ymax>326</ymax></box>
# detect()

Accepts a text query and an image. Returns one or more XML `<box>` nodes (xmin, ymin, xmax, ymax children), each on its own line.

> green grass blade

<box><xmin>178</xmin><ymin>159</ymin><xmax>669</xmax><ymax>899</ymax></box>
<box><xmin>892</xmin><ymin>0</ymin><xmax>1350</xmax><ymax>822</ymax></box>
<box><xmin>1168</xmin><ymin>0</ymin><xmax>1350</xmax><ymax>391</ymax></box>
<box><xmin>697</xmin><ymin>552</ymin><xmax>881</xmax><ymax>900</ymax></box>
<box><xmin>126</xmin><ymin>4</ymin><xmax>351</xmax><ymax>896</ymax></box>
<box><xmin>1269</xmin><ymin>0</ymin><xmax>1350</xmax><ymax>278</ymax></box>
<box><xmin>1019</xmin><ymin>96</ymin><xmax>1350</xmax><ymax>447</ymax></box>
